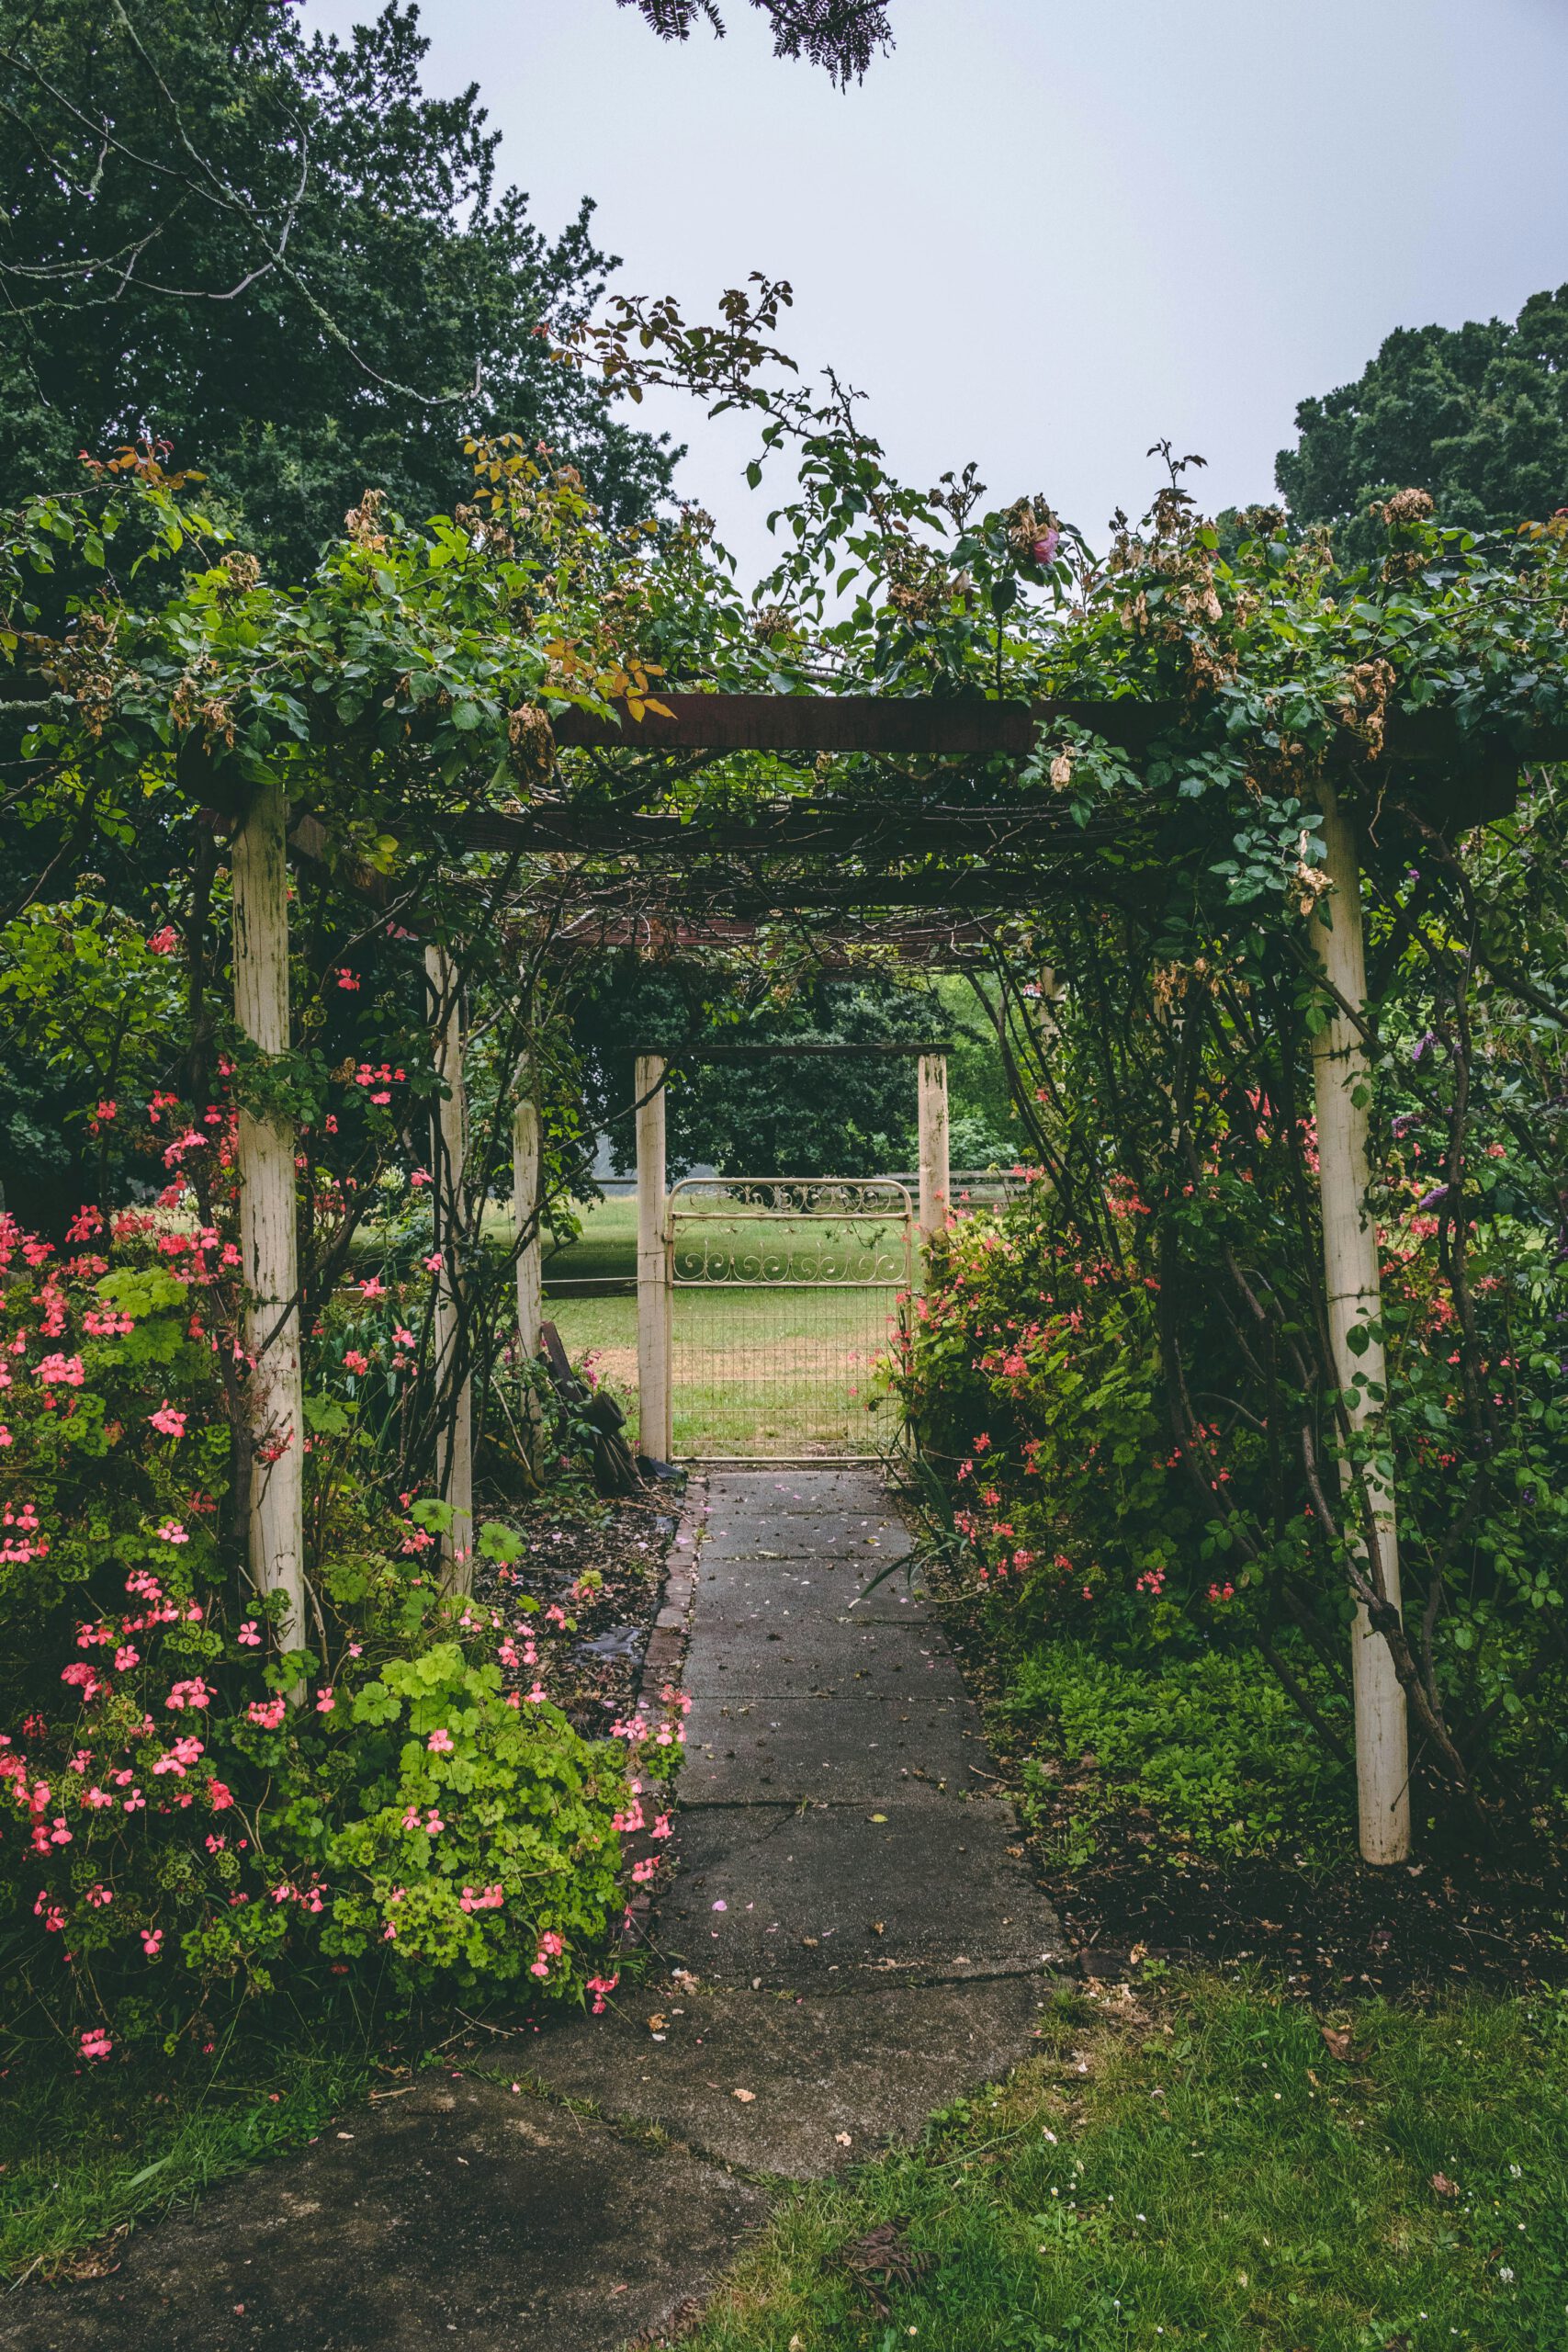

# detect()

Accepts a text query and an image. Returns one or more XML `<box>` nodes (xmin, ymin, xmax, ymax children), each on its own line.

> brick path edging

<box><xmin>617</xmin><ymin>1473</ymin><xmax>708</xmax><ymax>1949</ymax></box>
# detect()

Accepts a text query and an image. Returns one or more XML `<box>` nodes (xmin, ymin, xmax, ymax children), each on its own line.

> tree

<box><xmin>1276</xmin><ymin>286</ymin><xmax>1568</xmax><ymax>559</ymax></box>
<box><xmin>623</xmin><ymin>0</ymin><xmax>892</xmax><ymax>82</ymax></box>
<box><xmin>0</xmin><ymin>1</ymin><xmax>673</xmax><ymax>576</ymax></box>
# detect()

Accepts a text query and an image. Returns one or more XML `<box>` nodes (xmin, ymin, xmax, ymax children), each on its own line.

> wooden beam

<box><xmin>548</xmin><ymin>691</ymin><xmax>1568</xmax><ymax>783</ymax></box>
<box><xmin>654</xmin><ymin>1039</ymin><xmax>953</xmax><ymax>1061</ymax></box>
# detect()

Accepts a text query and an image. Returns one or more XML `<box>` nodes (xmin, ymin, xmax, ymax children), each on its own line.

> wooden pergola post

<box><xmin>231</xmin><ymin>774</ymin><xmax>305</xmax><ymax>1666</ymax></box>
<box><xmin>917</xmin><ymin>1049</ymin><xmax>950</xmax><ymax>1268</ymax></box>
<box><xmin>512</xmin><ymin>1086</ymin><xmax>544</xmax><ymax>1458</ymax></box>
<box><xmin>425</xmin><ymin>945</ymin><xmax>474</xmax><ymax>1592</ymax></box>
<box><xmin>635</xmin><ymin>1052</ymin><xmax>671</xmax><ymax>1462</ymax></box>
<box><xmin>1309</xmin><ymin>779</ymin><xmax>1411</xmax><ymax>1864</ymax></box>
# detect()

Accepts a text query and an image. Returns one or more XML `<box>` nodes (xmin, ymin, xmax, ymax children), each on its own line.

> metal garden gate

<box><xmin>663</xmin><ymin>1175</ymin><xmax>914</xmax><ymax>1459</ymax></box>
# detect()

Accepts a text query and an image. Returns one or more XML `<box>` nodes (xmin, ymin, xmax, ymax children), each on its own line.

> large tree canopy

<box><xmin>0</xmin><ymin>1</ymin><xmax>674</xmax><ymax>576</ymax></box>
<box><xmin>1276</xmin><ymin>286</ymin><xmax>1568</xmax><ymax>559</ymax></box>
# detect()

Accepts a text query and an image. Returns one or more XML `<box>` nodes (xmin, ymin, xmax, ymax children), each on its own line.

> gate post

<box><xmin>917</xmin><ymin>1050</ymin><xmax>950</xmax><ymax>1269</ymax></box>
<box><xmin>1309</xmin><ymin>780</ymin><xmax>1411</xmax><ymax>1865</ymax></box>
<box><xmin>425</xmin><ymin>944</ymin><xmax>474</xmax><ymax>1592</ymax></box>
<box><xmin>635</xmin><ymin>1052</ymin><xmax>672</xmax><ymax>1462</ymax></box>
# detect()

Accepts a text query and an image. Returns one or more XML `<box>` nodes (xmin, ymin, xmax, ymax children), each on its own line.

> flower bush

<box><xmin>0</xmin><ymin>1212</ymin><xmax>644</xmax><ymax>2061</ymax></box>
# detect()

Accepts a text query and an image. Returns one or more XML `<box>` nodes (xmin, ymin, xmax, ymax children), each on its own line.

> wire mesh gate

<box><xmin>666</xmin><ymin>1176</ymin><xmax>914</xmax><ymax>1459</ymax></box>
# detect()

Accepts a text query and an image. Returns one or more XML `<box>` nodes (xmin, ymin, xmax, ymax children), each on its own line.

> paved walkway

<box><xmin>5</xmin><ymin>1469</ymin><xmax>1065</xmax><ymax>2352</ymax></box>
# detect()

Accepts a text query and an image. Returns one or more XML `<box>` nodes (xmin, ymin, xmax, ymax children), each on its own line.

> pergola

<box><xmin>231</xmin><ymin>690</ymin><xmax>1565</xmax><ymax>1860</ymax></box>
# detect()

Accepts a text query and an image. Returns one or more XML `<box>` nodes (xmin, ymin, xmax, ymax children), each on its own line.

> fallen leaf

<box><xmin>1320</xmin><ymin>2024</ymin><xmax>1354</xmax><ymax>2064</ymax></box>
<box><xmin>732</xmin><ymin>2086</ymin><xmax>756</xmax><ymax>2103</ymax></box>
<box><xmin>647</xmin><ymin>2014</ymin><xmax>667</xmax><ymax>2033</ymax></box>
<box><xmin>1432</xmin><ymin>2172</ymin><xmax>1460</xmax><ymax>2199</ymax></box>
<box><xmin>835</xmin><ymin>2132</ymin><xmax>852</xmax><ymax>2146</ymax></box>
<box><xmin>870</xmin><ymin>1920</ymin><xmax>886</xmax><ymax>1936</ymax></box>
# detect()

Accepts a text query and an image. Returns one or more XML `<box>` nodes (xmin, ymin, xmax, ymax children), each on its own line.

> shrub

<box><xmin>0</xmin><ymin>1212</ymin><xmax>643</xmax><ymax>2063</ymax></box>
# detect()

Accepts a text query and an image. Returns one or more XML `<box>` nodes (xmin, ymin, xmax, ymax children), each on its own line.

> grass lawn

<box><xmin>541</xmin><ymin>1195</ymin><xmax>908</xmax><ymax>1457</ymax></box>
<box><xmin>678</xmin><ymin>1972</ymin><xmax>1568</xmax><ymax>2352</ymax></box>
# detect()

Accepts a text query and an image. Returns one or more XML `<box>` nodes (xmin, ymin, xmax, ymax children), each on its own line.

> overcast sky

<box><xmin>303</xmin><ymin>0</ymin><xmax>1568</xmax><ymax>583</ymax></box>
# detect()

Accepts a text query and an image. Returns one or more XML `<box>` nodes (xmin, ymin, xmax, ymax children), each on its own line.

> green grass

<box><xmin>542</xmin><ymin>1196</ymin><xmax>909</xmax><ymax>1457</ymax></box>
<box><xmin>679</xmin><ymin>1973</ymin><xmax>1568</xmax><ymax>2352</ymax></box>
<box><xmin>0</xmin><ymin>2017</ymin><xmax>387</xmax><ymax>2284</ymax></box>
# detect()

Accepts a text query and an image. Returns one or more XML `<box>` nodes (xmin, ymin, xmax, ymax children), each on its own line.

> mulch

<box><xmin>471</xmin><ymin>1483</ymin><xmax>684</xmax><ymax>1738</ymax></box>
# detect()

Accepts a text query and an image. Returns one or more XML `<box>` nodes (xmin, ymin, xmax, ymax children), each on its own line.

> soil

<box><xmin>470</xmin><ymin>1481</ymin><xmax>685</xmax><ymax>1739</ymax></box>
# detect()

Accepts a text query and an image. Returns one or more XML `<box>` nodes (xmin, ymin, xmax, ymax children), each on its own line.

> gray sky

<box><xmin>304</xmin><ymin>0</ymin><xmax>1568</xmax><ymax>583</ymax></box>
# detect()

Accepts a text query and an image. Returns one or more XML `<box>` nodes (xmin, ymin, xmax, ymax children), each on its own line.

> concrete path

<box><xmin>4</xmin><ymin>1469</ymin><xmax>1064</xmax><ymax>2352</ymax></box>
<box><xmin>477</xmin><ymin>1470</ymin><xmax>1067</xmax><ymax>2174</ymax></box>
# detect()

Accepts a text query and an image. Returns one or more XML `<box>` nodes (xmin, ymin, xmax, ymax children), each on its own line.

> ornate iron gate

<box><xmin>666</xmin><ymin>1176</ymin><xmax>914</xmax><ymax>1460</ymax></box>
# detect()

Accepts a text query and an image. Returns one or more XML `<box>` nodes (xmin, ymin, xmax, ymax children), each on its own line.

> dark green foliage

<box><xmin>0</xmin><ymin>2</ymin><xmax>673</xmax><ymax>576</ymax></box>
<box><xmin>1276</xmin><ymin>286</ymin><xmax>1568</xmax><ymax>559</ymax></box>
<box><xmin>571</xmin><ymin>961</ymin><xmax>938</xmax><ymax>1179</ymax></box>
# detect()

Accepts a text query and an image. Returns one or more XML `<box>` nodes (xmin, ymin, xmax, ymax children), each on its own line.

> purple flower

<box><xmin>1032</xmin><ymin>529</ymin><xmax>1060</xmax><ymax>566</ymax></box>
<box><xmin>1416</xmin><ymin>1183</ymin><xmax>1450</xmax><ymax>1210</ymax></box>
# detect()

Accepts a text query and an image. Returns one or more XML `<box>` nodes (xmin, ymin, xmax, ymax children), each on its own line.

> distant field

<box><xmin>536</xmin><ymin>1195</ymin><xmax>908</xmax><ymax>1457</ymax></box>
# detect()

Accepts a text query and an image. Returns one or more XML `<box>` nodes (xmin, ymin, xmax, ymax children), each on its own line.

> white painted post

<box><xmin>512</xmin><ymin>1090</ymin><xmax>543</xmax><ymax>1469</ymax></box>
<box><xmin>1309</xmin><ymin>779</ymin><xmax>1411</xmax><ymax>1865</ymax></box>
<box><xmin>917</xmin><ymin>1050</ymin><xmax>950</xmax><ymax>1269</ymax></box>
<box><xmin>635</xmin><ymin>1053</ymin><xmax>671</xmax><ymax>1463</ymax></box>
<box><xmin>425</xmin><ymin>945</ymin><xmax>474</xmax><ymax>1592</ymax></box>
<box><xmin>512</xmin><ymin>1094</ymin><xmax>543</xmax><ymax>1368</ymax></box>
<box><xmin>231</xmin><ymin>774</ymin><xmax>305</xmax><ymax>1666</ymax></box>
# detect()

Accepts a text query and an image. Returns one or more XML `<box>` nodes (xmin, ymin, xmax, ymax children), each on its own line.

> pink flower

<box><xmin>37</xmin><ymin>1352</ymin><xmax>85</xmax><ymax>1387</ymax></box>
<box><xmin>141</xmin><ymin>1928</ymin><xmax>164</xmax><ymax>1957</ymax></box>
<box><xmin>156</xmin><ymin>1520</ymin><xmax>189</xmax><ymax>1544</ymax></box>
<box><xmin>423</xmin><ymin>1253</ymin><xmax>444</xmax><ymax>1274</ymax></box>
<box><xmin>358</xmin><ymin>1277</ymin><xmax>385</xmax><ymax>1300</ymax></box>
<box><xmin>316</xmin><ymin>1687</ymin><xmax>335</xmax><ymax>1714</ymax></box>
<box><xmin>237</xmin><ymin>1621</ymin><xmax>262</xmax><ymax>1647</ymax></box>
<box><xmin>79</xmin><ymin>2028</ymin><xmax>113</xmax><ymax>2062</ymax></box>
<box><xmin>208</xmin><ymin>1780</ymin><xmax>234</xmax><ymax>1810</ymax></box>
<box><xmin>343</xmin><ymin>1350</ymin><xmax>371</xmax><ymax>1375</ymax></box>
<box><xmin>334</xmin><ymin>968</ymin><xmax>361</xmax><ymax>990</ymax></box>
<box><xmin>148</xmin><ymin>1403</ymin><xmax>187</xmax><ymax>1438</ymax></box>
<box><xmin>427</xmin><ymin>1726</ymin><xmax>454</xmax><ymax>1753</ymax></box>
<box><xmin>146</xmin><ymin>925</ymin><xmax>178</xmax><ymax>955</ymax></box>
